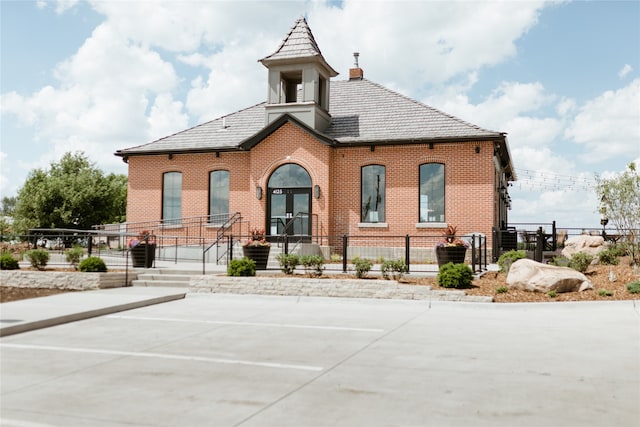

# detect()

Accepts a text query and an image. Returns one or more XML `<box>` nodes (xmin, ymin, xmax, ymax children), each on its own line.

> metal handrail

<box><xmin>202</xmin><ymin>212</ymin><xmax>243</xmax><ymax>274</ymax></box>
<box><xmin>277</xmin><ymin>212</ymin><xmax>318</xmax><ymax>254</ymax></box>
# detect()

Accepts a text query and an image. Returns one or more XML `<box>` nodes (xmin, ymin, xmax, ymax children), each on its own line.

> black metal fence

<box><xmin>1</xmin><ymin>229</ymin><xmax>488</xmax><ymax>274</ymax></box>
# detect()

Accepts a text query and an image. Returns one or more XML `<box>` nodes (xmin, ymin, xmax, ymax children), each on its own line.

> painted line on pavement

<box><xmin>0</xmin><ymin>343</ymin><xmax>323</xmax><ymax>372</ymax></box>
<box><xmin>106</xmin><ymin>314</ymin><xmax>385</xmax><ymax>333</ymax></box>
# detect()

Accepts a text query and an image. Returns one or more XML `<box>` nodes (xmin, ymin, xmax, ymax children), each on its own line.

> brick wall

<box><xmin>126</xmin><ymin>122</ymin><xmax>497</xmax><ymax>245</ymax></box>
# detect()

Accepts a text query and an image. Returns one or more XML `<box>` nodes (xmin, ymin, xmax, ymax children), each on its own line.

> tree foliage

<box><xmin>1</xmin><ymin>196</ymin><xmax>16</xmax><ymax>216</ymax></box>
<box><xmin>596</xmin><ymin>162</ymin><xmax>640</xmax><ymax>264</ymax></box>
<box><xmin>13</xmin><ymin>152</ymin><xmax>127</xmax><ymax>233</ymax></box>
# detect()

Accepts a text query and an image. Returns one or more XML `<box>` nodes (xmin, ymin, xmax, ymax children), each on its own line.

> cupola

<box><xmin>259</xmin><ymin>17</ymin><xmax>338</xmax><ymax>131</ymax></box>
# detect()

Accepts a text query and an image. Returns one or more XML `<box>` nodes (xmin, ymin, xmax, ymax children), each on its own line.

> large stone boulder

<box><xmin>562</xmin><ymin>235</ymin><xmax>606</xmax><ymax>259</ymax></box>
<box><xmin>506</xmin><ymin>259</ymin><xmax>593</xmax><ymax>293</ymax></box>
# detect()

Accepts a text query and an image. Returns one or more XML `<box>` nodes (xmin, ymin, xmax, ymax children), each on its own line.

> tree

<box><xmin>1</xmin><ymin>196</ymin><xmax>16</xmax><ymax>216</ymax></box>
<box><xmin>13</xmin><ymin>152</ymin><xmax>127</xmax><ymax>233</ymax></box>
<box><xmin>596</xmin><ymin>162</ymin><xmax>640</xmax><ymax>264</ymax></box>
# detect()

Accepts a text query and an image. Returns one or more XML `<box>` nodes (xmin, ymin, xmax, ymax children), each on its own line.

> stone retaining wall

<box><xmin>190</xmin><ymin>275</ymin><xmax>492</xmax><ymax>302</ymax></box>
<box><xmin>0</xmin><ymin>271</ymin><xmax>135</xmax><ymax>290</ymax></box>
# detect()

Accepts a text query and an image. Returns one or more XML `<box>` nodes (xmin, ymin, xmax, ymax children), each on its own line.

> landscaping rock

<box><xmin>506</xmin><ymin>259</ymin><xmax>593</xmax><ymax>293</ymax></box>
<box><xmin>561</xmin><ymin>235</ymin><xmax>606</xmax><ymax>259</ymax></box>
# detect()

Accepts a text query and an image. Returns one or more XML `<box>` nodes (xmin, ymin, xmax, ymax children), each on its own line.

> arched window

<box><xmin>162</xmin><ymin>172</ymin><xmax>182</xmax><ymax>225</ymax></box>
<box><xmin>268</xmin><ymin>163</ymin><xmax>311</xmax><ymax>188</ymax></box>
<box><xmin>419</xmin><ymin>163</ymin><xmax>445</xmax><ymax>222</ymax></box>
<box><xmin>209</xmin><ymin>170</ymin><xmax>229</xmax><ymax>223</ymax></box>
<box><xmin>361</xmin><ymin>165</ymin><xmax>385</xmax><ymax>222</ymax></box>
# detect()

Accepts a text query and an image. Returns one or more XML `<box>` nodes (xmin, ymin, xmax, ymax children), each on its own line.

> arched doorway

<box><xmin>267</xmin><ymin>163</ymin><xmax>312</xmax><ymax>239</ymax></box>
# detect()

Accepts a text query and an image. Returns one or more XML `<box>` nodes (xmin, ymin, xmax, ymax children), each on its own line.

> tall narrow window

<box><xmin>209</xmin><ymin>170</ymin><xmax>229</xmax><ymax>224</ymax></box>
<box><xmin>162</xmin><ymin>172</ymin><xmax>182</xmax><ymax>225</ymax></box>
<box><xmin>419</xmin><ymin>163</ymin><xmax>445</xmax><ymax>222</ymax></box>
<box><xmin>361</xmin><ymin>165</ymin><xmax>385</xmax><ymax>222</ymax></box>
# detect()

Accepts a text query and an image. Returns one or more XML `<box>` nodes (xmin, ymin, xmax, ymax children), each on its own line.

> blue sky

<box><xmin>1</xmin><ymin>0</ymin><xmax>639</xmax><ymax>228</ymax></box>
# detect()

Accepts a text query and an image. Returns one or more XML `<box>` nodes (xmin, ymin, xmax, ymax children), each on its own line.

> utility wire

<box><xmin>513</xmin><ymin>169</ymin><xmax>596</xmax><ymax>192</ymax></box>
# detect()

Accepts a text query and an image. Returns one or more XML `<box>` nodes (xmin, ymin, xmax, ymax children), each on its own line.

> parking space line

<box><xmin>0</xmin><ymin>343</ymin><xmax>323</xmax><ymax>372</ymax></box>
<box><xmin>105</xmin><ymin>315</ymin><xmax>385</xmax><ymax>333</ymax></box>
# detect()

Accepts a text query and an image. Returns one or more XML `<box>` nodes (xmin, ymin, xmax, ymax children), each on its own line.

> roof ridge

<box><xmin>339</xmin><ymin>78</ymin><xmax>501</xmax><ymax>135</ymax></box>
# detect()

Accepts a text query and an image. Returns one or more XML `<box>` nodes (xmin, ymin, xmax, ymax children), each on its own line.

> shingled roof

<box><xmin>260</xmin><ymin>16</ymin><xmax>323</xmax><ymax>63</ymax></box>
<box><xmin>116</xmin><ymin>78</ymin><xmax>505</xmax><ymax>155</ymax></box>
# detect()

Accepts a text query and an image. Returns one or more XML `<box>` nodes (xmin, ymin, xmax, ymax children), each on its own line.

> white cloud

<box><xmin>147</xmin><ymin>94</ymin><xmax>189</xmax><ymax>141</ymax></box>
<box><xmin>618</xmin><ymin>64</ymin><xmax>633</xmax><ymax>79</ymax></box>
<box><xmin>565</xmin><ymin>79</ymin><xmax>640</xmax><ymax>164</ymax></box>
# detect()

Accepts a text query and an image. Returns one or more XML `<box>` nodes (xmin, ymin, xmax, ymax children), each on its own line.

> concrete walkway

<box><xmin>0</xmin><ymin>287</ymin><xmax>186</xmax><ymax>337</ymax></box>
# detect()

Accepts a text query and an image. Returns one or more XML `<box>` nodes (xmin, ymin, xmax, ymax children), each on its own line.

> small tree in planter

<box><xmin>128</xmin><ymin>230</ymin><xmax>156</xmax><ymax>268</ymax></box>
<box><xmin>242</xmin><ymin>228</ymin><xmax>271</xmax><ymax>270</ymax></box>
<box><xmin>435</xmin><ymin>225</ymin><xmax>469</xmax><ymax>267</ymax></box>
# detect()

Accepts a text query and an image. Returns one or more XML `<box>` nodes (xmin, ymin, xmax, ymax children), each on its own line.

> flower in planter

<box><xmin>435</xmin><ymin>224</ymin><xmax>469</xmax><ymax>248</ymax></box>
<box><xmin>243</xmin><ymin>228</ymin><xmax>271</xmax><ymax>247</ymax></box>
<box><xmin>128</xmin><ymin>230</ymin><xmax>155</xmax><ymax>248</ymax></box>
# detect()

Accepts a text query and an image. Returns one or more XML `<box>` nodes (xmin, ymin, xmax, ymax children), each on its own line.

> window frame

<box><xmin>360</xmin><ymin>164</ymin><xmax>386</xmax><ymax>223</ymax></box>
<box><xmin>162</xmin><ymin>171</ymin><xmax>182</xmax><ymax>226</ymax></box>
<box><xmin>208</xmin><ymin>170</ymin><xmax>230</xmax><ymax>225</ymax></box>
<box><xmin>419</xmin><ymin>162</ymin><xmax>445</xmax><ymax>224</ymax></box>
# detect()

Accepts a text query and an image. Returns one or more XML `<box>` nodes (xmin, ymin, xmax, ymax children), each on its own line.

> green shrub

<box><xmin>276</xmin><ymin>253</ymin><xmax>299</xmax><ymax>275</ymax></box>
<box><xmin>0</xmin><ymin>252</ymin><xmax>19</xmax><ymax>270</ymax></box>
<box><xmin>353</xmin><ymin>257</ymin><xmax>372</xmax><ymax>279</ymax></box>
<box><xmin>547</xmin><ymin>290</ymin><xmax>558</xmax><ymax>298</ymax></box>
<box><xmin>497</xmin><ymin>250</ymin><xmax>526</xmax><ymax>272</ymax></box>
<box><xmin>550</xmin><ymin>255</ymin><xmax>570</xmax><ymax>267</ymax></box>
<box><xmin>330</xmin><ymin>253</ymin><xmax>342</xmax><ymax>263</ymax></box>
<box><xmin>568</xmin><ymin>252</ymin><xmax>594</xmax><ymax>273</ymax></box>
<box><xmin>78</xmin><ymin>256</ymin><xmax>107</xmax><ymax>272</ymax></box>
<box><xmin>437</xmin><ymin>262</ymin><xmax>473</xmax><ymax>289</ymax></box>
<box><xmin>381</xmin><ymin>259</ymin><xmax>408</xmax><ymax>280</ymax></box>
<box><xmin>608</xmin><ymin>243</ymin><xmax>629</xmax><ymax>257</ymax></box>
<box><xmin>597</xmin><ymin>289</ymin><xmax>613</xmax><ymax>297</ymax></box>
<box><xmin>25</xmin><ymin>249</ymin><xmax>49</xmax><ymax>270</ymax></box>
<box><xmin>299</xmin><ymin>255</ymin><xmax>324</xmax><ymax>278</ymax></box>
<box><xmin>597</xmin><ymin>248</ymin><xmax>620</xmax><ymax>266</ymax></box>
<box><xmin>626</xmin><ymin>281</ymin><xmax>640</xmax><ymax>294</ymax></box>
<box><xmin>496</xmin><ymin>286</ymin><xmax>508</xmax><ymax>294</ymax></box>
<box><xmin>65</xmin><ymin>246</ymin><xmax>85</xmax><ymax>270</ymax></box>
<box><xmin>227</xmin><ymin>257</ymin><xmax>256</xmax><ymax>276</ymax></box>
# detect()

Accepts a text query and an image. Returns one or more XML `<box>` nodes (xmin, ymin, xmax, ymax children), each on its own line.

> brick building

<box><xmin>116</xmin><ymin>17</ymin><xmax>515</xmax><ymax>258</ymax></box>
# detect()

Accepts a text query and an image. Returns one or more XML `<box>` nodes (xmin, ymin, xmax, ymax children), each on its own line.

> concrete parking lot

<box><xmin>1</xmin><ymin>293</ymin><xmax>639</xmax><ymax>426</ymax></box>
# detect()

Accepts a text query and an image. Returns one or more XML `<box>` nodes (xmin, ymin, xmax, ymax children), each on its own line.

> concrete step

<box><xmin>132</xmin><ymin>269</ymin><xmax>202</xmax><ymax>288</ymax></box>
<box><xmin>136</xmin><ymin>273</ymin><xmax>191</xmax><ymax>282</ymax></box>
<box><xmin>132</xmin><ymin>280</ymin><xmax>191</xmax><ymax>288</ymax></box>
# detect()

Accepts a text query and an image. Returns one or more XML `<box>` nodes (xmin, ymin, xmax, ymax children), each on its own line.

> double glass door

<box><xmin>268</xmin><ymin>188</ymin><xmax>311</xmax><ymax>238</ymax></box>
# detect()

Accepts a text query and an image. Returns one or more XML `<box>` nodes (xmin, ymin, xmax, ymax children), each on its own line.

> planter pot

<box><xmin>131</xmin><ymin>244</ymin><xmax>156</xmax><ymax>268</ymax></box>
<box><xmin>436</xmin><ymin>246</ymin><xmax>467</xmax><ymax>268</ymax></box>
<box><xmin>242</xmin><ymin>245</ymin><xmax>270</xmax><ymax>270</ymax></box>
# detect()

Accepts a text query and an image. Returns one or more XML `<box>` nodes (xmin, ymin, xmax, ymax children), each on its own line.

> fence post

<box><xmin>535</xmin><ymin>227</ymin><xmax>544</xmax><ymax>262</ymax></box>
<box><xmin>342</xmin><ymin>234</ymin><xmax>348</xmax><ymax>273</ymax></box>
<box><xmin>471</xmin><ymin>235</ymin><xmax>476</xmax><ymax>273</ymax></box>
<box><xmin>484</xmin><ymin>235</ymin><xmax>488</xmax><ymax>271</ymax></box>
<box><xmin>229</xmin><ymin>235</ymin><xmax>234</xmax><ymax>263</ymax></box>
<box><xmin>405</xmin><ymin>234</ymin><xmax>410</xmax><ymax>273</ymax></box>
<box><xmin>284</xmin><ymin>234</ymin><xmax>289</xmax><ymax>255</ymax></box>
<box><xmin>552</xmin><ymin>220</ymin><xmax>557</xmax><ymax>251</ymax></box>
